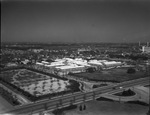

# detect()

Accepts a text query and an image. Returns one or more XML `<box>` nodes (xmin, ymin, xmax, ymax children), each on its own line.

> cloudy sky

<box><xmin>1</xmin><ymin>0</ymin><xmax>150</xmax><ymax>43</ymax></box>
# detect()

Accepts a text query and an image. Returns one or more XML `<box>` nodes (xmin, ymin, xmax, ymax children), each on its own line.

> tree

<box><xmin>83</xmin><ymin>104</ymin><xmax>86</xmax><ymax>110</ymax></box>
<box><xmin>122</xmin><ymin>89</ymin><xmax>135</xmax><ymax>96</ymax></box>
<box><xmin>79</xmin><ymin>105</ymin><xmax>82</xmax><ymax>111</ymax></box>
<box><xmin>86</xmin><ymin>67</ymin><xmax>96</xmax><ymax>73</ymax></box>
<box><xmin>127</xmin><ymin>68</ymin><xmax>136</xmax><ymax>74</ymax></box>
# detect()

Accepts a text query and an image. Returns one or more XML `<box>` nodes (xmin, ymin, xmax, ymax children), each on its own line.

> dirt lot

<box><xmin>64</xmin><ymin>100</ymin><xmax>149</xmax><ymax>115</ymax></box>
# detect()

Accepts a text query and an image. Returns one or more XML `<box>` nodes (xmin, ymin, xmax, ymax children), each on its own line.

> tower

<box><xmin>147</xmin><ymin>42</ymin><xmax>149</xmax><ymax>47</ymax></box>
<box><xmin>139</xmin><ymin>41</ymin><xmax>141</xmax><ymax>46</ymax></box>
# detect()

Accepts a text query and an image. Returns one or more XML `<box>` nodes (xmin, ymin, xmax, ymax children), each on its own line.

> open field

<box><xmin>71</xmin><ymin>67</ymin><xmax>146</xmax><ymax>82</ymax></box>
<box><xmin>0</xmin><ymin>68</ymin><xmax>80</xmax><ymax>101</ymax></box>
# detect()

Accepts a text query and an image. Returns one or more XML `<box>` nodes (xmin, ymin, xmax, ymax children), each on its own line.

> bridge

<box><xmin>3</xmin><ymin>77</ymin><xmax>150</xmax><ymax>115</ymax></box>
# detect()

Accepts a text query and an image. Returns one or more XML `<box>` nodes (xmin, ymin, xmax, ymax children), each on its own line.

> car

<box><xmin>113</xmin><ymin>86</ymin><xmax>123</xmax><ymax>90</ymax></box>
<box><xmin>112</xmin><ymin>87</ymin><xmax>117</xmax><ymax>89</ymax></box>
<box><xmin>119</xmin><ymin>87</ymin><xmax>123</xmax><ymax>89</ymax></box>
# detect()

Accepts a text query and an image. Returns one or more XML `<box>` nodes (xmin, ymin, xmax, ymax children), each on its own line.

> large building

<box><xmin>36</xmin><ymin>58</ymin><xmax>123</xmax><ymax>75</ymax></box>
<box><xmin>88</xmin><ymin>60</ymin><xmax>122</xmax><ymax>69</ymax></box>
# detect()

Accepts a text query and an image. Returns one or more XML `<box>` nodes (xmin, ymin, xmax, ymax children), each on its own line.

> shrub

<box><xmin>86</xmin><ymin>67</ymin><xmax>96</xmax><ymax>73</ymax></box>
<box><xmin>127</xmin><ymin>101</ymin><xmax>149</xmax><ymax>106</ymax></box>
<box><xmin>127</xmin><ymin>68</ymin><xmax>136</xmax><ymax>74</ymax></box>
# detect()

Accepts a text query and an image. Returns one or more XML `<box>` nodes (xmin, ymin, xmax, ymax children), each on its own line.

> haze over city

<box><xmin>0</xmin><ymin>1</ymin><xmax>150</xmax><ymax>115</ymax></box>
<box><xmin>1</xmin><ymin>0</ymin><xmax>150</xmax><ymax>43</ymax></box>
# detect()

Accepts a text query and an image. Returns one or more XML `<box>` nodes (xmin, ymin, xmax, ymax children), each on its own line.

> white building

<box><xmin>36</xmin><ymin>62</ymin><xmax>44</xmax><ymax>66</ymax></box>
<box><xmin>88</xmin><ymin>60</ymin><xmax>106</xmax><ymax>70</ymax></box>
<box><xmin>142</xmin><ymin>46</ymin><xmax>150</xmax><ymax>53</ymax></box>
<box><xmin>55</xmin><ymin>65</ymin><xmax>86</xmax><ymax>75</ymax></box>
<box><xmin>88</xmin><ymin>60</ymin><xmax>122</xmax><ymax>69</ymax></box>
<box><xmin>41</xmin><ymin>61</ymin><xmax>49</xmax><ymax>65</ymax></box>
<box><xmin>45</xmin><ymin>62</ymin><xmax>65</xmax><ymax>68</ymax></box>
<box><xmin>102</xmin><ymin>61</ymin><xmax>122</xmax><ymax>68</ymax></box>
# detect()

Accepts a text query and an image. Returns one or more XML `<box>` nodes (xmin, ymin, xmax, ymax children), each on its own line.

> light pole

<box><xmin>132</xmin><ymin>86</ymin><xmax>134</xmax><ymax>92</ymax></box>
<box><xmin>147</xmin><ymin>99</ymin><xmax>150</xmax><ymax>115</ymax></box>
<box><xmin>93</xmin><ymin>91</ymin><xmax>96</xmax><ymax>100</ymax></box>
<box><xmin>119</xmin><ymin>96</ymin><xmax>121</xmax><ymax>103</ymax></box>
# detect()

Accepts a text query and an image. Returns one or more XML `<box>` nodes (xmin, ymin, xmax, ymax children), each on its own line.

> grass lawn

<box><xmin>72</xmin><ymin>68</ymin><xmax>146</xmax><ymax>82</ymax></box>
<box><xmin>0</xmin><ymin>69</ymin><xmax>80</xmax><ymax>102</ymax></box>
<box><xmin>0</xmin><ymin>69</ymin><xmax>72</xmax><ymax>96</ymax></box>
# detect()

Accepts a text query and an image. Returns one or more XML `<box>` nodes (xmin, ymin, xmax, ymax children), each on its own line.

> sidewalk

<box><xmin>0</xmin><ymin>83</ymin><xmax>31</xmax><ymax>105</ymax></box>
<box><xmin>0</xmin><ymin>95</ymin><xmax>14</xmax><ymax>114</ymax></box>
<box><xmin>134</xmin><ymin>86</ymin><xmax>150</xmax><ymax>104</ymax></box>
<box><xmin>101</xmin><ymin>93</ymin><xmax>139</xmax><ymax>102</ymax></box>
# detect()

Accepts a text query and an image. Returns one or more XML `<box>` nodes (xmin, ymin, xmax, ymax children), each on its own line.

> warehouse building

<box><xmin>55</xmin><ymin>65</ymin><xmax>86</xmax><ymax>75</ymax></box>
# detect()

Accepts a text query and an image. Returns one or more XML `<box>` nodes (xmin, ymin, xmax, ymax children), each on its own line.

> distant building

<box><xmin>142</xmin><ymin>46</ymin><xmax>150</xmax><ymax>53</ymax></box>
<box><xmin>102</xmin><ymin>61</ymin><xmax>122</xmax><ymax>68</ymax></box>
<box><xmin>88</xmin><ymin>60</ymin><xmax>106</xmax><ymax>70</ymax></box>
<box><xmin>142</xmin><ymin>42</ymin><xmax>150</xmax><ymax>53</ymax></box>
<box><xmin>6</xmin><ymin>63</ymin><xmax>17</xmax><ymax>67</ymax></box>
<box><xmin>88</xmin><ymin>60</ymin><xmax>122</xmax><ymax>69</ymax></box>
<box><xmin>21</xmin><ymin>59</ymin><xmax>30</xmax><ymax>64</ymax></box>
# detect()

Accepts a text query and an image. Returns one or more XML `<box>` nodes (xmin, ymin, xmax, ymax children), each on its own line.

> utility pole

<box><xmin>73</xmin><ymin>96</ymin><xmax>76</xmax><ymax>103</ymax></box>
<box><xmin>139</xmin><ymin>41</ymin><xmax>141</xmax><ymax>47</ymax></box>
<box><xmin>83</xmin><ymin>94</ymin><xmax>86</xmax><ymax>102</ymax></box>
<box><xmin>147</xmin><ymin>106</ymin><xmax>150</xmax><ymax>115</ymax></box>
<box><xmin>93</xmin><ymin>91</ymin><xmax>96</xmax><ymax>100</ymax></box>
<box><xmin>59</xmin><ymin>98</ymin><xmax>62</xmax><ymax>105</ymax></box>
<box><xmin>29</xmin><ymin>108</ymin><xmax>33</xmax><ymax>115</ymax></box>
<box><xmin>44</xmin><ymin>103</ymin><xmax>48</xmax><ymax>110</ymax></box>
<box><xmin>146</xmin><ymin>60</ymin><xmax>150</xmax><ymax>115</ymax></box>
<box><xmin>119</xmin><ymin>96</ymin><xmax>121</xmax><ymax>103</ymax></box>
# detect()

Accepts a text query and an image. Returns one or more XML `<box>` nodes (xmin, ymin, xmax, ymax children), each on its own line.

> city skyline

<box><xmin>1</xmin><ymin>0</ymin><xmax>150</xmax><ymax>43</ymax></box>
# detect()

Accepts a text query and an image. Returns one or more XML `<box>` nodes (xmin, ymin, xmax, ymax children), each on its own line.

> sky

<box><xmin>1</xmin><ymin>0</ymin><xmax>150</xmax><ymax>43</ymax></box>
